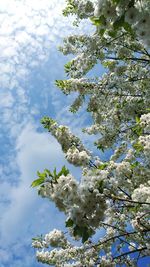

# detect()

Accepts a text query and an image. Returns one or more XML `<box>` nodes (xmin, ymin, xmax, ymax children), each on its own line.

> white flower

<box><xmin>125</xmin><ymin>7</ymin><xmax>140</xmax><ymax>25</ymax></box>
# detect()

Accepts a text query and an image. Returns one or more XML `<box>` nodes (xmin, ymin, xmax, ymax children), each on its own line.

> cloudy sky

<box><xmin>0</xmin><ymin>0</ymin><xmax>95</xmax><ymax>266</ymax></box>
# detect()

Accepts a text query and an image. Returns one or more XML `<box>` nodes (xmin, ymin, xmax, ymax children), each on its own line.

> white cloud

<box><xmin>0</xmin><ymin>120</ymin><xmax>81</xmax><ymax>243</ymax></box>
<box><xmin>0</xmin><ymin>0</ymin><xmax>88</xmax><ymax>139</ymax></box>
<box><xmin>0</xmin><ymin>91</ymin><xmax>14</xmax><ymax>107</ymax></box>
<box><xmin>0</xmin><ymin>122</ymin><xmax>68</xmax><ymax>244</ymax></box>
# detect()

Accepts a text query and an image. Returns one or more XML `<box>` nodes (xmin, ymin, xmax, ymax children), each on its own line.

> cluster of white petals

<box><xmin>66</xmin><ymin>147</ymin><xmax>91</xmax><ymax>166</ymax></box>
<box><xmin>39</xmin><ymin>168</ymin><xmax>107</xmax><ymax>232</ymax></box>
<box><xmin>140</xmin><ymin>113</ymin><xmax>150</xmax><ymax>132</ymax></box>
<box><xmin>94</xmin><ymin>0</ymin><xmax>150</xmax><ymax>46</ymax></box>
<box><xmin>139</xmin><ymin>135</ymin><xmax>150</xmax><ymax>161</ymax></box>
<box><xmin>132</xmin><ymin>183</ymin><xmax>150</xmax><ymax>204</ymax></box>
<box><xmin>41</xmin><ymin>118</ymin><xmax>91</xmax><ymax>166</ymax></box>
<box><xmin>33</xmin><ymin>0</ymin><xmax>150</xmax><ymax>266</ymax></box>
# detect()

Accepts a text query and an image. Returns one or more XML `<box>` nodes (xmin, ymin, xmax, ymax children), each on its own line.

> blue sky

<box><xmin>0</xmin><ymin>1</ymin><xmax>91</xmax><ymax>266</ymax></box>
<box><xmin>0</xmin><ymin>1</ymin><xmax>105</xmax><ymax>266</ymax></box>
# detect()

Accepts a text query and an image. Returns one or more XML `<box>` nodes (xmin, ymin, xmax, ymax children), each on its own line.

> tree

<box><xmin>32</xmin><ymin>1</ymin><xmax>150</xmax><ymax>266</ymax></box>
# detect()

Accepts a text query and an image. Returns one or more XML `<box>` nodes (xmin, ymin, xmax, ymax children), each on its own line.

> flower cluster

<box><xmin>32</xmin><ymin>229</ymin><xmax>68</xmax><ymax>249</ymax></box>
<box><xmin>33</xmin><ymin>0</ymin><xmax>150</xmax><ymax>266</ymax></box>
<box><xmin>139</xmin><ymin>135</ymin><xmax>150</xmax><ymax>161</ymax></box>
<box><xmin>66</xmin><ymin>147</ymin><xmax>91</xmax><ymax>166</ymax></box>
<box><xmin>41</xmin><ymin>117</ymin><xmax>91</xmax><ymax>166</ymax></box>
<box><xmin>38</xmin><ymin>168</ymin><xmax>107</xmax><ymax>234</ymax></box>
<box><xmin>132</xmin><ymin>183</ymin><xmax>150</xmax><ymax>204</ymax></box>
<box><xmin>140</xmin><ymin>113</ymin><xmax>150</xmax><ymax>133</ymax></box>
<box><xmin>35</xmin><ymin>245</ymin><xmax>99</xmax><ymax>266</ymax></box>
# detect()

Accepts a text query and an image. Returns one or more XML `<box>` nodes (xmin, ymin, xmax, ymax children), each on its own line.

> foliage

<box><xmin>32</xmin><ymin>1</ymin><xmax>150</xmax><ymax>266</ymax></box>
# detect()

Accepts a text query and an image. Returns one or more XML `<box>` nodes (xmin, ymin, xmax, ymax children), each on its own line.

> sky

<box><xmin>0</xmin><ymin>0</ymin><xmax>94</xmax><ymax>266</ymax></box>
<box><xmin>0</xmin><ymin>0</ymin><xmax>106</xmax><ymax>266</ymax></box>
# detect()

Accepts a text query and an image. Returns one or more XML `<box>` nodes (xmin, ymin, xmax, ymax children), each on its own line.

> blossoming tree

<box><xmin>32</xmin><ymin>1</ymin><xmax>150</xmax><ymax>266</ymax></box>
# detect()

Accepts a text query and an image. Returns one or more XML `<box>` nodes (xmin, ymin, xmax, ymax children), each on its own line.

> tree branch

<box><xmin>113</xmin><ymin>247</ymin><xmax>147</xmax><ymax>260</ymax></box>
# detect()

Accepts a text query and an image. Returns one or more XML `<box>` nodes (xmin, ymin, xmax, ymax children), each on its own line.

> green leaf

<box><xmin>82</xmin><ymin>227</ymin><xmax>90</xmax><ymax>243</ymax></box>
<box><xmin>73</xmin><ymin>225</ymin><xmax>92</xmax><ymax>243</ymax></box>
<box><xmin>53</xmin><ymin>167</ymin><xmax>57</xmax><ymax>177</ymax></box>
<box><xmin>73</xmin><ymin>225</ymin><xmax>81</xmax><ymax>236</ymax></box>
<box><xmin>132</xmin><ymin>125</ymin><xmax>142</xmax><ymax>136</ymax></box>
<box><xmin>131</xmin><ymin>161</ymin><xmax>139</xmax><ymax>169</ymax></box>
<box><xmin>65</xmin><ymin>218</ymin><xmax>74</xmax><ymax>227</ymax></box>
<box><xmin>64</xmin><ymin>61</ymin><xmax>73</xmax><ymax>73</ymax></box>
<box><xmin>113</xmin><ymin>15</ymin><xmax>125</xmax><ymax>30</ymax></box>
<box><xmin>45</xmin><ymin>169</ymin><xmax>53</xmax><ymax>177</ymax></box>
<box><xmin>31</xmin><ymin>177</ymin><xmax>45</xmax><ymax>187</ymax></box>
<box><xmin>135</xmin><ymin>116</ymin><xmax>141</xmax><ymax>124</ymax></box>
<box><xmin>128</xmin><ymin>0</ymin><xmax>135</xmax><ymax>8</ymax></box>
<box><xmin>123</xmin><ymin>21</ymin><xmax>133</xmax><ymax>34</ymax></box>
<box><xmin>97</xmin><ymin>144</ymin><xmax>105</xmax><ymax>152</ymax></box>
<box><xmin>112</xmin><ymin>0</ymin><xmax>121</xmax><ymax>4</ymax></box>
<box><xmin>108</xmin><ymin>30</ymin><xmax>117</xmax><ymax>38</ymax></box>
<box><xmin>99</xmin><ymin>28</ymin><xmax>105</xmax><ymax>36</ymax></box>
<box><xmin>97</xmin><ymin>180</ymin><xmax>104</xmax><ymax>193</ymax></box>
<box><xmin>98</xmin><ymin>163</ymin><xmax>108</xmax><ymax>170</ymax></box>
<box><xmin>133</xmin><ymin>142</ymin><xmax>143</xmax><ymax>153</ymax></box>
<box><xmin>58</xmin><ymin>166</ymin><xmax>69</xmax><ymax>178</ymax></box>
<box><xmin>90</xmin><ymin>15</ymin><xmax>106</xmax><ymax>26</ymax></box>
<box><xmin>32</xmin><ymin>237</ymin><xmax>41</xmax><ymax>241</ymax></box>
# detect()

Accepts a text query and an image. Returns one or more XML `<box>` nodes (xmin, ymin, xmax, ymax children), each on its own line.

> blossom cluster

<box><xmin>139</xmin><ymin>135</ymin><xmax>150</xmax><ymax>162</ymax></box>
<box><xmin>132</xmin><ymin>183</ymin><xmax>150</xmax><ymax>204</ymax></box>
<box><xmin>140</xmin><ymin>113</ymin><xmax>150</xmax><ymax>132</ymax></box>
<box><xmin>35</xmin><ymin>244</ymin><xmax>99</xmax><ymax>266</ymax></box>
<box><xmin>41</xmin><ymin>117</ymin><xmax>91</xmax><ymax>166</ymax></box>
<box><xmin>64</xmin><ymin>0</ymin><xmax>150</xmax><ymax>46</ymax></box>
<box><xmin>97</xmin><ymin>0</ymin><xmax>150</xmax><ymax>46</ymax></box>
<box><xmin>38</xmin><ymin>168</ymin><xmax>107</xmax><ymax>233</ymax></box>
<box><xmin>33</xmin><ymin>0</ymin><xmax>150</xmax><ymax>266</ymax></box>
<box><xmin>32</xmin><ymin>229</ymin><xmax>68</xmax><ymax>249</ymax></box>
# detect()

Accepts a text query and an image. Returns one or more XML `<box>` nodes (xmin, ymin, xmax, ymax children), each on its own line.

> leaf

<box><xmin>64</xmin><ymin>61</ymin><xmax>73</xmax><ymax>73</ymax></box>
<box><xmin>32</xmin><ymin>237</ymin><xmax>41</xmax><ymax>241</ymax></box>
<box><xmin>132</xmin><ymin>125</ymin><xmax>142</xmax><ymax>136</ymax></box>
<box><xmin>128</xmin><ymin>0</ymin><xmax>135</xmax><ymax>8</ymax></box>
<box><xmin>82</xmin><ymin>227</ymin><xmax>90</xmax><ymax>243</ymax></box>
<box><xmin>45</xmin><ymin>169</ymin><xmax>53</xmax><ymax>177</ymax></box>
<box><xmin>65</xmin><ymin>218</ymin><xmax>74</xmax><ymax>227</ymax></box>
<box><xmin>108</xmin><ymin>30</ymin><xmax>117</xmax><ymax>38</ymax></box>
<box><xmin>113</xmin><ymin>15</ymin><xmax>125</xmax><ymax>30</ymax></box>
<box><xmin>99</xmin><ymin>29</ymin><xmax>106</xmax><ymax>36</ymax></box>
<box><xmin>97</xmin><ymin>144</ymin><xmax>105</xmax><ymax>152</ymax></box>
<box><xmin>98</xmin><ymin>163</ymin><xmax>108</xmax><ymax>170</ymax></box>
<box><xmin>131</xmin><ymin>161</ymin><xmax>139</xmax><ymax>169</ymax></box>
<box><xmin>31</xmin><ymin>177</ymin><xmax>45</xmax><ymax>188</ymax></box>
<box><xmin>135</xmin><ymin>116</ymin><xmax>141</xmax><ymax>124</ymax></box>
<box><xmin>123</xmin><ymin>21</ymin><xmax>133</xmax><ymax>34</ymax></box>
<box><xmin>73</xmin><ymin>225</ymin><xmax>81</xmax><ymax>237</ymax></box>
<box><xmin>90</xmin><ymin>15</ymin><xmax>106</xmax><ymax>26</ymax></box>
<box><xmin>73</xmin><ymin>225</ymin><xmax>91</xmax><ymax>243</ymax></box>
<box><xmin>97</xmin><ymin>180</ymin><xmax>104</xmax><ymax>193</ymax></box>
<box><xmin>133</xmin><ymin>142</ymin><xmax>143</xmax><ymax>153</ymax></box>
<box><xmin>58</xmin><ymin>166</ymin><xmax>69</xmax><ymax>178</ymax></box>
<box><xmin>112</xmin><ymin>0</ymin><xmax>121</xmax><ymax>4</ymax></box>
<box><xmin>53</xmin><ymin>167</ymin><xmax>57</xmax><ymax>177</ymax></box>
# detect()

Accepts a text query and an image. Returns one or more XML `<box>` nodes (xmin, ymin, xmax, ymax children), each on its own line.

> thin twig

<box><xmin>113</xmin><ymin>247</ymin><xmax>147</xmax><ymax>260</ymax></box>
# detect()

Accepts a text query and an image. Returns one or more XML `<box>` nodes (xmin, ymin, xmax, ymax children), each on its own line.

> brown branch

<box><xmin>105</xmin><ymin>56</ymin><xmax>150</xmax><ymax>62</ymax></box>
<box><xmin>94</xmin><ymin>230</ymin><xmax>149</xmax><ymax>248</ymax></box>
<box><xmin>113</xmin><ymin>247</ymin><xmax>147</xmax><ymax>260</ymax></box>
<box><xmin>104</xmin><ymin>194</ymin><xmax>150</xmax><ymax>205</ymax></box>
<box><xmin>101</xmin><ymin>222</ymin><xmax>125</xmax><ymax>234</ymax></box>
<box><xmin>118</xmin><ymin>186</ymin><xmax>131</xmax><ymax>199</ymax></box>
